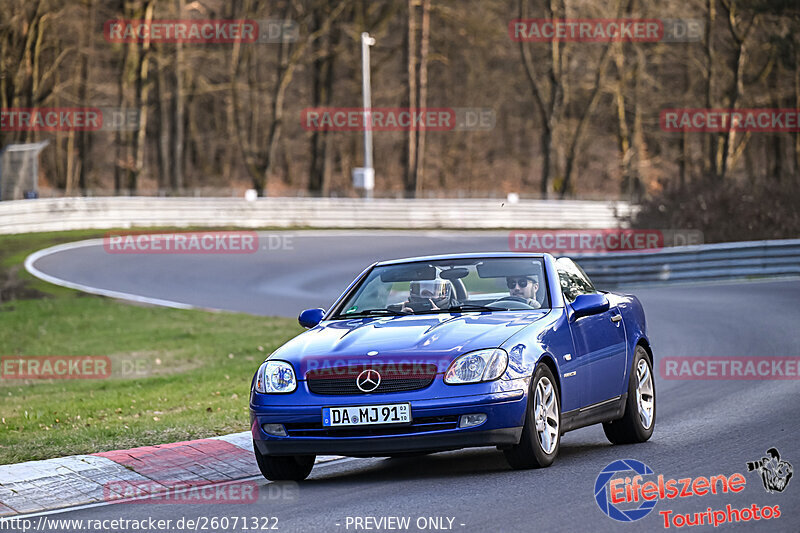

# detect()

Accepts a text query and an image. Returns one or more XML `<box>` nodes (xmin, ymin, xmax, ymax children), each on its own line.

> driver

<box><xmin>506</xmin><ymin>275</ymin><xmax>541</xmax><ymax>309</ymax></box>
<box><xmin>401</xmin><ymin>279</ymin><xmax>457</xmax><ymax>313</ymax></box>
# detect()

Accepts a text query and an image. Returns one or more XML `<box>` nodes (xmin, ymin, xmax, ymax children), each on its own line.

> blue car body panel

<box><xmin>250</xmin><ymin>252</ymin><xmax>651</xmax><ymax>457</ymax></box>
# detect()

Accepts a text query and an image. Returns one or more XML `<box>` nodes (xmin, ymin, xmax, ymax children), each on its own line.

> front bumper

<box><xmin>252</xmin><ymin>427</ymin><xmax>522</xmax><ymax>456</ymax></box>
<box><xmin>250</xmin><ymin>378</ymin><xmax>529</xmax><ymax>457</ymax></box>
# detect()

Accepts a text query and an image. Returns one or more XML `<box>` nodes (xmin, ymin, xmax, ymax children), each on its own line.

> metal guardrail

<box><xmin>0</xmin><ymin>196</ymin><xmax>632</xmax><ymax>234</ymax></box>
<box><xmin>576</xmin><ymin>239</ymin><xmax>800</xmax><ymax>287</ymax></box>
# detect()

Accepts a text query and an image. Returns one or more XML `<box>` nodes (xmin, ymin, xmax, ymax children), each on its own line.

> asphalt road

<box><xmin>28</xmin><ymin>231</ymin><xmax>529</xmax><ymax>316</ymax></box>
<box><xmin>15</xmin><ymin>232</ymin><xmax>800</xmax><ymax>532</ymax></box>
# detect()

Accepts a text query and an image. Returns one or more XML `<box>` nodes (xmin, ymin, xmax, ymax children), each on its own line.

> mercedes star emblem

<box><xmin>356</xmin><ymin>369</ymin><xmax>381</xmax><ymax>392</ymax></box>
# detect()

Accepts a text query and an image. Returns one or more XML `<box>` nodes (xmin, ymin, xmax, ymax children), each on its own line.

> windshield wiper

<box><xmin>338</xmin><ymin>308</ymin><xmax>409</xmax><ymax>318</ymax></box>
<box><xmin>445</xmin><ymin>304</ymin><xmax>505</xmax><ymax>313</ymax></box>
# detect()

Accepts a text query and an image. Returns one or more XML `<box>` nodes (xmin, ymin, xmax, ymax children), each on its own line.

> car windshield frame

<box><xmin>329</xmin><ymin>257</ymin><xmax>551</xmax><ymax>319</ymax></box>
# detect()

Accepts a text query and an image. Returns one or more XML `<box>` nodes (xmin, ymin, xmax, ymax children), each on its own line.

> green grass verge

<box><xmin>0</xmin><ymin>226</ymin><xmax>302</xmax><ymax>300</ymax></box>
<box><xmin>0</xmin><ymin>229</ymin><xmax>113</xmax><ymax>299</ymax></box>
<box><xmin>0</xmin><ymin>230</ymin><xmax>302</xmax><ymax>465</ymax></box>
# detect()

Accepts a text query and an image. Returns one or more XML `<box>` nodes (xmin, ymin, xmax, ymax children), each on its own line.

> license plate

<box><xmin>322</xmin><ymin>403</ymin><xmax>411</xmax><ymax>427</ymax></box>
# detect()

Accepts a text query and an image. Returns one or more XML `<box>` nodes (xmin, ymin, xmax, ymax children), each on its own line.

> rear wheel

<box><xmin>504</xmin><ymin>364</ymin><xmax>560</xmax><ymax>469</ymax></box>
<box><xmin>602</xmin><ymin>345</ymin><xmax>655</xmax><ymax>444</ymax></box>
<box><xmin>254</xmin><ymin>445</ymin><xmax>315</xmax><ymax>481</ymax></box>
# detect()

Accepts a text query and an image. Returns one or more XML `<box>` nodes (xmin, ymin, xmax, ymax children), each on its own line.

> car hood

<box><xmin>270</xmin><ymin>310</ymin><xmax>550</xmax><ymax>375</ymax></box>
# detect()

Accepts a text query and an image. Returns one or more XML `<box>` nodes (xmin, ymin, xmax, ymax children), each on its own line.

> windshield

<box><xmin>333</xmin><ymin>257</ymin><xmax>549</xmax><ymax>318</ymax></box>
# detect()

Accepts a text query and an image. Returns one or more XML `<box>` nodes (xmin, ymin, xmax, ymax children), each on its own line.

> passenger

<box><xmin>401</xmin><ymin>279</ymin><xmax>457</xmax><ymax>313</ymax></box>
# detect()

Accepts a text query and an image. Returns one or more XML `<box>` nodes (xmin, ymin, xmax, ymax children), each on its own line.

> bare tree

<box><xmin>414</xmin><ymin>0</ymin><xmax>431</xmax><ymax>197</ymax></box>
<box><xmin>716</xmin><ymin>0</ymin><xmax>756</xmax><ymax>180</ymax></box>
<box><xmin>517</xmin><ymin>0</ymin><xmax>565</xmax><ymax>198</ymax></box>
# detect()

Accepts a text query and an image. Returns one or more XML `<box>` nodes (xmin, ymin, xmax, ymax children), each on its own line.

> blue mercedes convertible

<box><xmin>249</xmin><ymin>253</ymin><xmax>655</xmax><ymax>480</ymax></box>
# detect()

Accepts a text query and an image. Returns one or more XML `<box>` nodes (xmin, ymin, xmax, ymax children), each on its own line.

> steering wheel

<box><xmin>491</xmin><ymin>296</ymin><xmax>536</xmax><ymax>309</ymax></box>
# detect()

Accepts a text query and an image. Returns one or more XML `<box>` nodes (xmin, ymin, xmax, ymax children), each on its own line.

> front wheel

<box><xmin>602</xmin><ymin>345</ymin><xmax>656</xmax><ymax>444</ymax></box>
<box><xmin>254</xmin><ymin>445</ymin><xmax>315</xmax><ymax>481</ymax></box>
<box><xmin>504</xmin><ymin>364</ymin><xmax>560</xmax><ymax>469</ymax></box>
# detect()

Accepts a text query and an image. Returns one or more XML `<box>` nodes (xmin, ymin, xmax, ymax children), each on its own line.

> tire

<box><xmin>254</xmin><ymin>445</ymin><xmax>315</xmax><ymax>481</ymax></box>
<box><xmin>603</xmin><ymin>345</ymin><xmax>656</xmax><ymax>445</ymax></box>
<box><xmin>504</xmin><ymin>364</ymin><xmax>561</xmax><ymax>469</ymax></box>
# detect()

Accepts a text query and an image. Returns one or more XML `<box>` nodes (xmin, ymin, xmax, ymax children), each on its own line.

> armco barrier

<box><xmin>0</xmin><ymin>197</ymin><xmax>631</xmax><ymax>234</ymax></box>
<box><xmin>575</xmin><ymin>239</ymin><xmax>800</xmax><ymax>287</ymax></box>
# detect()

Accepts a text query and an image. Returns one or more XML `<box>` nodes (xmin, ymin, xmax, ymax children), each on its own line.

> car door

<box><xmin>556</xmin><ymin>258</ymin><xmax>628</xmax><ymax>408</ymax></box>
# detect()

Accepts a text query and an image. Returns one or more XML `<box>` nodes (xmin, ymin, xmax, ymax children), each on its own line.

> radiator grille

<box><xmin>306</xmin><ymin>363</ymin><xmax>437</xmax><ymax>395</ymax></box>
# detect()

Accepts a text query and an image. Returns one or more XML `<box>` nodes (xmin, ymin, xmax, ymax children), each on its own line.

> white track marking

<box><xmin>24</xmin><ymin>239</ymin><xmax>199</xmax><ymax>310</ymax></box>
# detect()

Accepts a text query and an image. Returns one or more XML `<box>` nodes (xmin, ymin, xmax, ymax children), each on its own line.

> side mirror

<box><xmin>298</xmin><ymin>308</ymin><xmax>326</xmax><ymax>329</ymax></box>
<box><xmin>570</xmin><ymin>293</ymin><xmax>609</xmax><ymax>321</ymax></box>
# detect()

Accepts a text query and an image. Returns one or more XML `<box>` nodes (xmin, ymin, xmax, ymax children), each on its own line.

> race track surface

<box><xmin>19</xmin><ymin>231</ymin><xmax>800</xmax><ymax>532</ymax></box>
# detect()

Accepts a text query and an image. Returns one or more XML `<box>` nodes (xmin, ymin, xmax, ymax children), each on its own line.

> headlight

<box><xmin>254</xmin><ymin>360</ymin><xmax>297</xmax><ymax>394</ymax></box>
<box><xmin>444</xmin><ymin>348</ymin><xmax>508</xmax><ymax>384</ymax></box>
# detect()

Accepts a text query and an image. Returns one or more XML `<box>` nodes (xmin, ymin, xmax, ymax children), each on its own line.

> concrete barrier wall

<box><xmin>0</xmin><ymin>197</ymin><xmax>632</xmax><ymax>234</ymax></box>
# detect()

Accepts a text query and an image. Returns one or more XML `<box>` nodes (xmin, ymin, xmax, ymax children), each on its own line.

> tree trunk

<box><xmin>171</xmin><ymin>0</ymin><xmax>184</xmax><ymax>191</ymax></box>
<box><xmin>155</xmin><ymin>52</ymin><xmax>170</xmax><ymax>191</ymax></box>
<box><xmin>405</xmin><ymin>0</ymin><xmax>418</xmax><ymax>196</ymax></box>
<box><xmin>414</xmin><ymin>0</ymin><xmax>431</xmax><ymax>198</ymax></box>
<box><xmin>559</xmin><ymin>32</ymin><xmax>616</xmax><ymax>198</ymax></box>
<box><xmin>768</xmin><ymin>65</ymin><xmax>782</xmax><ymax>181</ymax></box>
<box><xmin>257</xmin><ymin>1</ymin><xmax>348</xmax><ymax>196</ymax></box>
<box><xmin>65</xmin><ymin>128</ymin><xmax>76</xmax><ymax>194</ymax></box>
<box><xmin>679</xmin><ymin>42</ymin><xmax>690</xmax><ymax>189</ymax></box>
<box><xmin>517</xmin><ymin>0</ymin><xmax>565</xmax><ymax>199</ymax></box>
<box><xmin>113</xmin><ymin>1</ymin><xmax>131</xmax><ymax>195</ymax></box>
<box><xmin>76</xmin><ymin>0</ymin><xmax>94</xmax><ymax>194</ymax></box>
<box><xmin>613</xmin><ymin>40</ymin><xmax>632</xmax><ymax>196</ymax></box>
<box><xmin>704</xmin><ymin>0</ymin><xmax>717</xmax><ymax>179</ymax></box>
<box><xmin>309</xmin><ymin>3</ymin><xmax>338</xmax><ymax>196</ymax></box>
<box><xmin>128</xmin><ymin>0</ymin><xmax>154</xmax><ymax>194</ymax></box>
<box><xmin>718</xmin><ymin>0</ymin><xmax>755</xmax><ymax>181</ymax></box>
<box><xmin>795</xmin><ymin>45</ymin><xmax>800</xmax><ymax>179</ymax></box>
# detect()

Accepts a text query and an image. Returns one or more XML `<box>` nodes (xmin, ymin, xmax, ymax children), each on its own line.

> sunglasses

<box><xmin>507</xmin><ymin>278</ymin><xmax>536</xmax><ymax>289</ymax></box>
